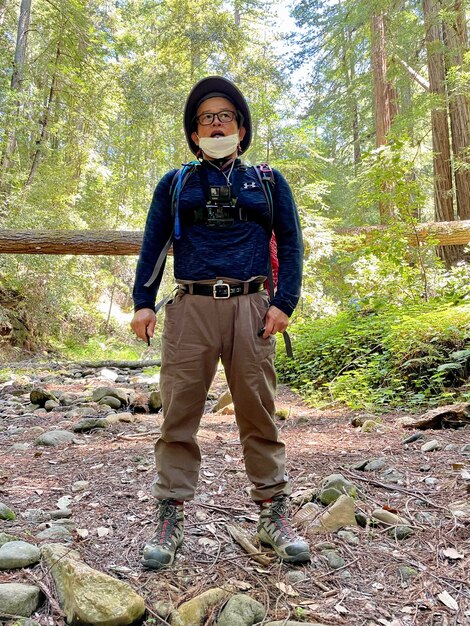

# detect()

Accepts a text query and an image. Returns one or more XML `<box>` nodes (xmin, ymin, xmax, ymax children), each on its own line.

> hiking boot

<box><xmin>142</xmin><ymin>499</ymin><xmax>184</xmax><ymax>569</ymax></box>
<box><xmin>257</xmin><ymin>495</ymin><xmax>310</xmax><ymax>563</ymax></box>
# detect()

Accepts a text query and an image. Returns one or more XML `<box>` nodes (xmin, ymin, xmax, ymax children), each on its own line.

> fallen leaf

<box><xmin>97</xmin><ymin>526</ymin><xmax>110</xmax><ymax>537</ymax></box>
<box><xmin>372</xmin><ymin>582</ymin><xmax>385</xmax><ymax>590</ymax></box>
<box><xmin>334</xmin><ymin>603</ymin><xmax>349</xmax><ymax>614</ymax></box>
<box><xmin>275</xmin><ymin>582</ymin><xmax>299</xmax><ymax>597</ymax></box>
<box><xmin>438</xmin><ymin>590</ymin><xmax>458</xmax><ymax>611</ymax></box>
<box><xmin>443</xmin><ymin>547</ymin><xmax>464</xmax><ymax>560</ymax></box>
<box><xmin>76</xmin><ymin>528</ymin><xmax>89</xmax><ymax>538</ymax></box>
<box><xmin>401</xmin><ymin>606</ymin><xmax>414</xmax><ymax>614</ymax></box>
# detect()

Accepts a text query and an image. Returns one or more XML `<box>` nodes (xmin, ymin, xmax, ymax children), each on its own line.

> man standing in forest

<box><xmin>131</xmin><ymin>76</ymin><xmax>309</xmax><ymax>569</ymax></box>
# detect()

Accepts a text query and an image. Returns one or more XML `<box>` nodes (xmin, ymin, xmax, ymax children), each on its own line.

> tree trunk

<box><xmin>370</xmin><ymin>12</ymin><xmax>398</xmax><ymax>223</ymax></box>
<box><xmin>0</xmin><ymin>0</ymin><xmax>31</xmax><ymax>189</ymax></box>
<box><xmin>442</xmin><ymin>0</ymin><xmax>470</xmax><ymax>220</ymax></box>
<box><xmin>423</xmin><ymin>0</ymin><xmax>463</xmax><ymax>266</ymax></box>
<box><xmin>26</xmin><ymin>41</ymin><xmax>60</xmax><ymax>187</ymax></box>
<box><xmin>0</xmin><ymin>0</ymin><xmax>8</xmax><ymax>27</ymax></box>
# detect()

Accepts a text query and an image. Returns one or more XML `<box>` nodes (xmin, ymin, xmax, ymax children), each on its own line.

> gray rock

<box><xmin>11</xmin><ymin>442</ymin><xmax>31</xmax><ymax>451</ymax></box>
<box><xmin>34</xmin><ymin>430</ymin><xmax>75</xmax><ymax>446</ymax></box>
<box><xmin>296</xmin><ymin>415</ymin><xmax>310</xmax><ymax>425</ymax></box>
<box><xmin>92</xmin><ymin>386</ymin><xmax>128</xmax><ymax>404</ymax></box>
<box><xmin>364</xmin><ymin>457</ymin><xmax>387</xmax><ymax>471</ymax></box>
<box><xmin>0</xmin><ymin>502</ymin><xmax>16</xmax><ymax>520</ymax></box>
<box><xmin>217</xmin><ymin>594</ymin><xmax>266</xmax><ymax>626</ymax></box>
<box><xmin>73</xmin><ymin>417</ymin><xmax>108</xmax><ymax>432</ymax></box>
<box><xmin>321</xmin><ymin>549</ymin><xmax>345</xmax><ymax>570</ymax></box>
<box><xmin>381</xmin><ymin>468</ymin><xmax>404</xmax><ymax>484</ymax></box>
<box><xmin>0</xmin><ymin>583</ymin><xmax>43</xmax><ymax>617</ymax></box>
<box><xmin>390</xmin><ymin>526</ymin><xmax>414</xmax><ymax>540</ymax></box>
<box><xmin>264</xmin><ymin>623</ymin><xmax>331</xmax><ymax>626</ymax></box>
<box><xmin>0</xmin><ymin>541</ymin><xmax>41</xmax><ymax>569</ymax></box>
<box><xmin>337</xmin><ymin>530</ymin><xmax>359</xmax><ymax>545</ymax></box>
<box><xmin>371</xmin><ymin>509</ymin><xmax>409</xmax><ymax>526</ymax></box>
<box><xmin>72</xmin><ymin>480</ymin><xmax>89</xmax><ymax>492</ymax></box>
<box><xmin>36</xmin><ymin>525</ymin><xmax>73</xmax><ymax>541</ymax></box>
<box><xmin>421</xmin><ymin>439</ymin><xmax>441</xmax><ymax>452</ymax></box>
<box><xmin>21</xmin><ymin>508</ymin><xmax>72</xmax><ymax>523</ymax></box>
<box><xmin>318</xmin><ymin>474</ymin><xmax>356</xmax><ymax>505</ymax></box>
<box><xmin>348</xmin><ymin>459</ymin><xmax>369</xmax><ymax>471</ymax></box>
<box><xmin>286</xmin><ymin>570</ymin><xmax>307</xmax><ymax>584</ymax></box>
<box><xmin>44</xmin><ymin>399</ymin><xmax>60</xmax><ymax>411</ymax></box>
<box><xmin>64</xmin><ymin>407</ymin><xmax>98</xmax><ymax>419</ymax></box>
<box><xmin>461</xmin><ymin>444</ymin><xmax>470</xmax><ymax>453</ymax></box>
<box><xmin>0</xmin><ymin>532</ymin><xmax>19</xmax><ymax>547</ymax></box>
<box><xmin>401</xmin><ymin>432</ymin><xmax>424</xmax><ymax>444</ymax></box>
<box><xmin>98</xmin><ymin>396</ymin><xmax>122</xmax><ymax>410</ymax></box>
<box><xmin>60</xmin><ymin>392</ymin><xmax>81</xmax><ymax>406</ymax></box>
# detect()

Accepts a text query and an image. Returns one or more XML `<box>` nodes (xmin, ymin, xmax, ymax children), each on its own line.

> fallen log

<box><xmin>2</xmin><ymin>220</ymin><xmax>470</xmax><ymax>255</ymax></box>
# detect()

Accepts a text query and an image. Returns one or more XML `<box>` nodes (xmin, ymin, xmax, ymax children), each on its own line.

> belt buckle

<box><xmin>213</xmin><ymin>281</ymin><xmax>231</xmax><ymax>299</ymax></box>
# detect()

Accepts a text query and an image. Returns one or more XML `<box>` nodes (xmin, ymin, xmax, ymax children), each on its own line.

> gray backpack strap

<box><xmin>143</xmin><ymin>231</ymin><xmax>173</xmax><ymax>288</ymax></box>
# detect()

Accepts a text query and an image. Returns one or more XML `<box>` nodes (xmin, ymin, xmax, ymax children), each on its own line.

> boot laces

<box><xmin>265</xmin><ymin>497</ymin><xmax>296</xmax><ymax>541</ymax></box>
<box><xmin>155</xmin><ymin>500</ymin><xmax>181</xmax><ymax>548</ymax></box>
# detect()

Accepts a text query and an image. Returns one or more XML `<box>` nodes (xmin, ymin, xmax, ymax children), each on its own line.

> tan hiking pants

<box><xmin>152</xmin><ymin>283</ymin><xmax>291</xmax><ymax>502</ymax></box>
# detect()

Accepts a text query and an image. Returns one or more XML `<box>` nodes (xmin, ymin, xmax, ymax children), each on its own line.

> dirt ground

<box><xmin>0</xmin><ymin>365</ymin><xmax>469</xmax><ymax>626</ymax></box>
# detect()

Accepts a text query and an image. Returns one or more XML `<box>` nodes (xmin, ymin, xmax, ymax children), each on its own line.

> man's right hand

<box><xmin>131</xmin><ymin>308</ymin><xmax>156</xmax><ymax>342</ymax></box>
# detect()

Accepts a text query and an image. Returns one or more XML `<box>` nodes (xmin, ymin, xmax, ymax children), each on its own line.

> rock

<box><xmin>275</xmin><ymin>408</ymin><xmax>289</xmax><ymax>420</ymax></box>
<box><xmin>92</xmin><ymin>386</ymin><xmax>128</xmax><ymax>404</ymax></box>
<box><xmin>72</xmin><ymin>480</ymin><xmax>89</xmax><ymax>493</ymax></box>
<box><xmin>221</xmin><ymin>403</ymin><xmax>235</xmax><ymax>415</ymax></box>
<box><xmin>337</xmin><ymin>530</ymin><xmax>359</xmax><ymax>545</ymax></box>
<box><xmin>0</xmin><ymin>502</ymin><xmax>16</xmax><ymax>520</ymax></box>
<box><xmin>371</xmin><ymin>509</ymin><xmax>409</xmax><ymax>526</ymax></box>
<box><xmin>0</xmin><ymin>532</ymin><xmax>19</xmax><ymax>547</ymax></box>
<box><xmin>348</xmin><ymin>459</ymin><xmax>369</xmax><ymax>471</ymax></box>
<box><xmin>149</xmin><ymin>390</ymin><xmax>162</xmax><ymax>412</ymax></box>
<box><xmin>321</xmin><ymin>549</ymin><xmax>345</xmax><ymax>570</ymax></box>
<box><xmin>380</xmin><ymin>468</ymin><xmax>404</xmax><ymax>484</ymax></box>
<box><xmin>64</xmin><ymin>407</ymin><xmax>98</xmax><ymax>419</ymax></box>
<box><xmin>401</xmin><ymin>432</ymin><xmax>424</xmax><ymax>444</ymax></box>
<box><xmin>286</xmin><ymin>570</ymin><xmax>307</xmax><ymax>584</ymax></box>
<box><xmin>217</xmin><ymin>594</ymin><xmax>266</xmax><ymax>626</ymax></box>
<box><xmin>364</xmin><ymin>457</ymin><xmax>387</xmax><ymax>471</ymax></box>
<box><xmin>41</xmin><ymin>543</ymin><xmax>145</xmax><ymax>626</ymax></box>
<box><xmin>398</xmin><ymin>565</ymin><xmax>419</xmax><ymax>582</ymax></box>
<box><xmin>318</xmin><ymin>474</ymin><xmax>356</xmax><ymax>505</ymax></box>
<box><xmin>312</xmin><ymin>495</ymin><xmax>357</xmax><ymax>533</ymax></box>
<box><xmin>29</xmin><ymin>388</ymin><xmax>58</xmax><ymax>407</ymax></box>
<box><xmin>390</xmin><ymin>526</ymin><xmax>414</xmax><ymax>540</ymax></box>
<box><xmin>73</xmin><ymin>418</ymin><xmax>108</xmax><ymax>432</ymax></box>
<box><xmin>99</xmin><ymin>396</ymin><xmax>122</xmax><ymax>410</ymax></box>
<box><xmin>314</xmin><ymin>542</ymin><xmax>335</xmax><ymax>550</ymax></box>
<box><xmin>0</xmin><ymin>583</ymin><xmax>43</xmax><ymax>617</ymax></box>
<box><xmin>421</xmin><ymin>440</ymin><xmax>441</xmax><ymax>452</ymax></box>
<box><xmin>172</xmin><ymin>587</ymin><xmax>231</xmax><ymax>626</ymax></box>
<box><xmin>396</xmin><ymin>416</ymin><xmax>417</xmax><ymax>428</ymax></box>
<box><xmin>36</xmin><ymin>525</ymin><xmax>73</xmax><ymax>542</ymax></box>
<box><xmin>117</xmin><ymin>412</ymin><xmax>135</xmax><ymax>423</ymax></box>
<box><xmin>292</xmin><ymin>502</ymin><xmax>322</xmax><ymax>525</ymax></box>
<box><xmin>44</xmin><ymin>399</ymin><xmax>60</xmax><ymax>411</ymax></box>
<box><xmin>34</xmin><ymin>430</ymin><xmax>75</xmax><ymax>446</ymax></box>
<box><xmin>0</xmin><ymin>541</ymin><xmax>41</xmax><ymax>569</ymax></box>
<box><xmin>22</xmin><ymin>508</ymin><xmax>72</xmax><ymax>523</ymax></box>
<box><xmin>213</xmin><ymin>389</ymin><xmax>232</xmax><ymax>412</ymax></box>
<box><xmin>461</xmin><ymin>444</ymin><xmax>470</xmax><ymax>453</ymax></box>
<box><xmin>100</xmin><ymin>368</ymin><xmax>119</xmax><ymax>381</ymax></box>
<box><xmin>60</xmin><ymin>392</ymin><xmax>81</xmax><ymax>406</ymax></box>
<box><xmin>361</xmin><ymin>419</ymin><xmax>381</xmax><ymax>433</ymax></box>
<box><xmin>296</xmin><ymin>415</ymin><xmax>310</xmax><ymax>425</ymax></box>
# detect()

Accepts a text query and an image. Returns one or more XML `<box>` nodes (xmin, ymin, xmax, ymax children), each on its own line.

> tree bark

<box><xmin>442</xmin><ymin>0</ymin><xmax>470</xmax><ymax>220</ymax></box>
<box><xmin>423</xmin><ymin>0</ymin><xmax>462</xmax><ymax>266</ymax></box>
<box><xmin>370</xmin><ymin>12</ymin><xmax>398</xmax><ymax>223</ymax></box>
<box><xmin>0</xmin><ymin>0</ymin><xmax>32</xmax><ymax>188</ymax></box>
<box><xmin>26</xmin><ymin>41</ymin><xmax>60</xmax><ymax>187</ymax></box>
<box><xmin>2</xmin><ymin>223</ymin><xmax>470</xmax><ymax>255</ymax></box>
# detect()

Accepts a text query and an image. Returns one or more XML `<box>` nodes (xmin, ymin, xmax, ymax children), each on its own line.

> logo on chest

<box><xmin>243</xmin><ymin>182</ymin><xmax>257</xmax><ymax>190</ymax></box>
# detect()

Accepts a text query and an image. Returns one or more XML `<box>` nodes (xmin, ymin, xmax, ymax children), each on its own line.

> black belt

<box><xmin>182</xmin><ymin>281</ymin><xmax>265</xmax><ymax>299</ymax></box>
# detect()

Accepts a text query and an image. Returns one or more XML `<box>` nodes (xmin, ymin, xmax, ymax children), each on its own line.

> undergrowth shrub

<box><xmin>277</xmin><ymin>302</ymin><xmax>470</xmax><ymax>410</ymax></box>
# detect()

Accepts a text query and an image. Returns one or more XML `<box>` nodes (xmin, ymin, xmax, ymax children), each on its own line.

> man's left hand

<box><xmin>262</xmin><ymin>305</ymin><xmax>289</xmax><ymax>338</ymax></box>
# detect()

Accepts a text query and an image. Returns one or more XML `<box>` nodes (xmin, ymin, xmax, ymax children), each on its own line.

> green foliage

<box><xmin>278</xmin><ymin>302</ymin><xmax>470</xmax><ymax>410</ymax></box>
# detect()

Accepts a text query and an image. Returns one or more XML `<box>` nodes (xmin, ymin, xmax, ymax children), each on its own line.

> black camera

<box><xmin>205</xmin><ymin>185</ymin><xmax>235</xmax><ymax>227</ymax></box>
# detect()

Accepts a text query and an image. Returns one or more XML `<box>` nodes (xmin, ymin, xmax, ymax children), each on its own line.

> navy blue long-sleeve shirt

<box><xmin>133</xmin><ymin>159</ymin><xmax>303</xmax><ymax>317</ymax></box>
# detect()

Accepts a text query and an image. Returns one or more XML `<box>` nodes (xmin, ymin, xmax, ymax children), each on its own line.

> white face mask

<box><xmin>197</xmin><ymin>133</ymin><xmax>240</xmax><ymax>159</ymax></box>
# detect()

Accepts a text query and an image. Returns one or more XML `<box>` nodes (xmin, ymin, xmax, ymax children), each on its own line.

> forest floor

<box><xmin>0</xmin><ymin>359</ymin><xmax>469</xmax><ymax>626</ymax></box>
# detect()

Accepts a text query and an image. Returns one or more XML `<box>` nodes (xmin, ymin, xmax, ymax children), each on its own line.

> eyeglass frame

<box><xmin>195</xmin><ymin>109</ymin><xmax>239</xmax><ymax>126</ymax></box>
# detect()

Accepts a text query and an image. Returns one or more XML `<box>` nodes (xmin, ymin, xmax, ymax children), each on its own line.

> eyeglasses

<box><xmin>196</xmin><ymin>110</ymin><xmax>237</xmax><ymax>126</ymax></box>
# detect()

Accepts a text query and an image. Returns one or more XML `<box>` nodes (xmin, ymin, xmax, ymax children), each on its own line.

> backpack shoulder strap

<box><xmin>171</xmin><ymin>160</ymin><xmax>201</xmax><ymax>240</ymax></box>
<box><xmin>252</xmin><ymin>163</ymin><xmax>275</xmax><ymax>229</ymax></box>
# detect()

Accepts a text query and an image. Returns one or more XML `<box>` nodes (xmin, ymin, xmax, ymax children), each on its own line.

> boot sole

<box><xmin>258</xmin><ymin>530</ymin><xmax>311</xmax><ymax>563</ymax></box>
